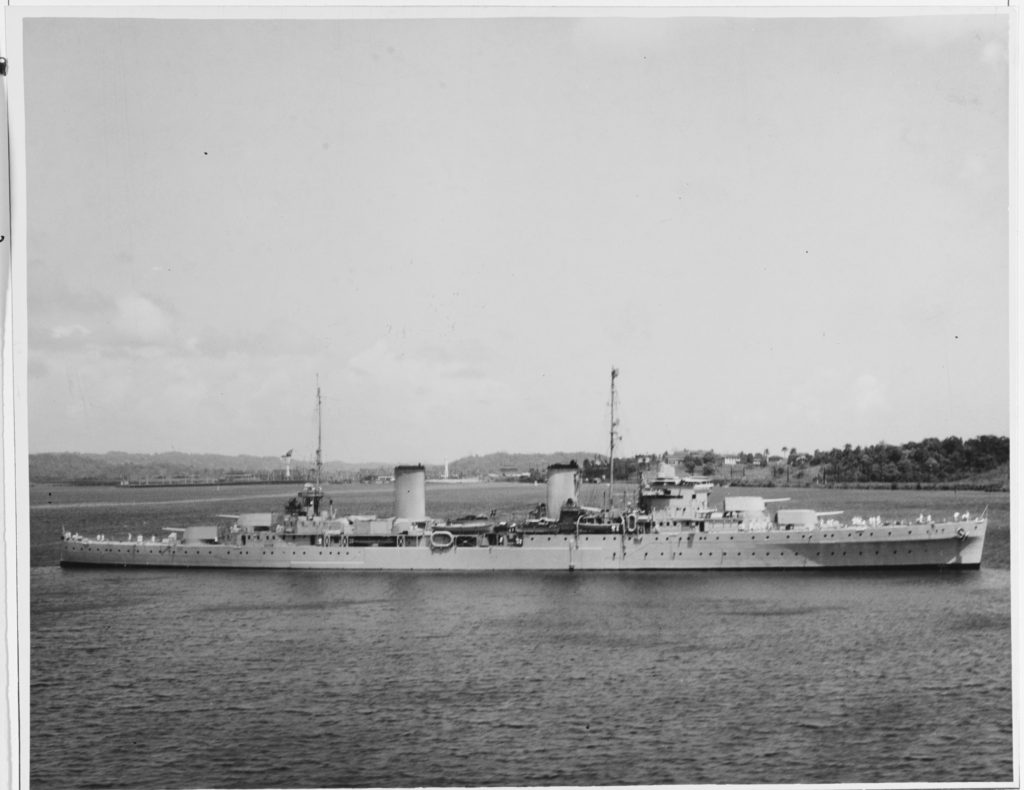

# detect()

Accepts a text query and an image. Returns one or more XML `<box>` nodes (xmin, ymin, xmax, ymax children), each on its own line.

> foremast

<box><xmin>313</xmin><ymin>380</ymin><xmax>323</xmax><ymax>515</ymax></box>
<box><xmin>609</xmin><ymin>367</ymin><xmax>619</xmax><ymax>506</ymax></box>
<box><xmin>278</xmin><ymin>382</ymin><xmax>327</xmax><ymax>522</ymax></box>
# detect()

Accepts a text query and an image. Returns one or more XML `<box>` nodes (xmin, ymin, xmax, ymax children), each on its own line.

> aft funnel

<box><xmin>546</xmin><ymin>462</ymin><xmax>581</xmax><ymax>520</ymax></box>
<box><xmin>394</xmin><ymin>465</ymin><xmax>426</xmax><ymax>521</ymax></box>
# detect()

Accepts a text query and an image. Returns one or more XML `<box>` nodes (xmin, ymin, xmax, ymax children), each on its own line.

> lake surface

<box><xmin>28</xmin><ymin>483</ymin><xmax>1012</xmax><ymax>787</ymax></box>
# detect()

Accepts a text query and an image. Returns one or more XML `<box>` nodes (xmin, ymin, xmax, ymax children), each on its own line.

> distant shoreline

<box><xmin>719</xmin><ymin>479</ymin><xmax>1009</xmax><ymax>493</ymax></box>
<box><xmin>29</xmin><ymin>477</ymin><xmax>1008</xmax><ymax>493</ymax></box>
<box><xmin>29</xmin><ymin>436</ymin><xmax>1009</xmax><ymax>494</ymax></box>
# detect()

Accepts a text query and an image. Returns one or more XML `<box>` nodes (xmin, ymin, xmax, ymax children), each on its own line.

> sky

<box><xmin>22</xmin><ymin>11</ymin><xmax>1011</xmax><ymax>465</ymax></box>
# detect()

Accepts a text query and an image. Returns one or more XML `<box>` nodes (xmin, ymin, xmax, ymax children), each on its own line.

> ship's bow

<box><xmin>956</xmin><ymin>518</ymin><xmax>987</xmax><ymax>567</ymax></box>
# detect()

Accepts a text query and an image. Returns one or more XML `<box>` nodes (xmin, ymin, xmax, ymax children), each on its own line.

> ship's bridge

<box><xmin>639</xmin><ymin>466</ymin><xmax>713</xmax><ymax>520</ymax></box>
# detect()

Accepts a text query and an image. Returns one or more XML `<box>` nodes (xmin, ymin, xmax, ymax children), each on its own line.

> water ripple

<box><xmin>30</xmin><ymin>565</ymin><xmax>1011</xmax><ymax>788</ymax></box>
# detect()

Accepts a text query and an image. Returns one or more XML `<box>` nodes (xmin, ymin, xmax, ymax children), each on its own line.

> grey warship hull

<box><xmin>60</xmin><ymin>518</ymin><xmax>986</xmax><ymax>571</ymax></box>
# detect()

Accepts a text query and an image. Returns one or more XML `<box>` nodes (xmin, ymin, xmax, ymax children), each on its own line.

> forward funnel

<box><xmin>394</xmin><ymin>465</ymin><xmax>426</xmax><ymax>521</ymax></box>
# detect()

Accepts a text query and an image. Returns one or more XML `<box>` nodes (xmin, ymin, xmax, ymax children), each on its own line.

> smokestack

<box><xmin>394</xmin><ymin>465</ymin><xmax>426</xmax><ymax>521</ymax></box>
<box><xmin>546</xmin><ymin>462</ymin><xmax>581</xmax><ymax>520</ymax></box>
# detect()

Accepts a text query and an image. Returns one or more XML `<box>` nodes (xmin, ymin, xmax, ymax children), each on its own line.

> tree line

<box><xmin>809</xmin><ymin>435</ymin><xmax>1008</xmax><ymax>484</ymax></box>
<box><xmin>575</xmin><ymin>434</ymin><xmax>1008</xmax><ymax>486</ymax></box>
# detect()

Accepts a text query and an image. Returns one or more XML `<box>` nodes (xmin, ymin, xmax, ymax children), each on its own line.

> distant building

<box><xmin>223</xmin><ymin>472</ymin><xmax>259</xmax><ymax>483</ymax></box>
<box><xmin>491</xmin><ymin>467</ymin><xmax>530</xmax><ymax>482</ymax></box>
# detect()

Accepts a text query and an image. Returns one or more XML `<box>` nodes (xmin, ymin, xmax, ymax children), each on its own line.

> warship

<box><xmin>59</xmin><ymin>375</ymin><xmax>987</xmax><ymax>571</ymax></box>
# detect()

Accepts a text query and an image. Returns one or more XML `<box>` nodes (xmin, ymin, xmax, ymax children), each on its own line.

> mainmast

<box><xmin>609</xmin><ymin>367</ymin><xmax>619</xmax><ymax>504</ymax></box>
<box><xmin>315</xmin><ymin>379</ymin><xmax>323</xmax><ymax>491</ymax></box>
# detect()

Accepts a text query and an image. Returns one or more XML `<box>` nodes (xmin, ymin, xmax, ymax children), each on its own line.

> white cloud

<box><xmin>336</xmin><ymin>340</ymin><xmax>519</xmax><ymax>459</ymax></box>
<box><xmin>112</xmin><ymin>293</ymin><xmax>171</xmax><ymax>343</ymax></box>
<box><xmin>51</xmin><ymin>324</ymin><xmax>90</xmax><ymax>340</ymax></box>
<box><xmin>347</xmin><ymin>340</ymin><xmax>502</xmax><ymax>402</ymax></box>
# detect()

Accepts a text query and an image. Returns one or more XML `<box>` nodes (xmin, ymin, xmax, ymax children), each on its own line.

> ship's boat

<box><xmin>59</xmin><ymin>376</ymin><xmax>988</xmax><ymax>571</ymax></box>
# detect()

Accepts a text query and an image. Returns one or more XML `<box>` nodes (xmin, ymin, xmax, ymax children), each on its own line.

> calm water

<box><xmin>29</xmin><ymin>484</ymin><xmax>1012</xmax><ymax>787</ymax></box>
